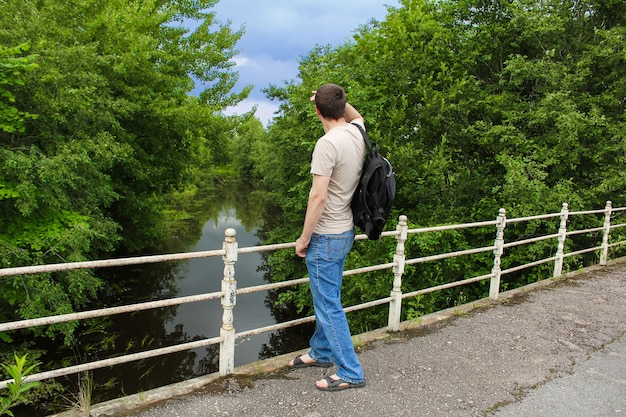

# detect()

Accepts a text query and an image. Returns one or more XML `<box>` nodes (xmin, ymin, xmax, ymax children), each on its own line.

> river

<box><xmin>36</xmin><ymin>181</ymin><xmax>312</xmax><ymax>413</ymax></box>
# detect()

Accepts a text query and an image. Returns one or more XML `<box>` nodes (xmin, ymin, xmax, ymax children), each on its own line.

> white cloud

<box><xmin>233</xmin><ymin>56</ymin><xmax>253</xmax><ymax>68</ymax></box>
<box><xmin>236</xmin><ymin>53</ymin><xmax>298</xmax><ymax>90</ymax></box>
<box><xmin>211</xmin><ymin>0</ymin><xmax>393</xmax><ymax>127</ymax></box>
<box><xmin>222</xmin><ymin>97</ymin><xmax>280</xmax><ymax>128</ymax></box>
<box><xmin>254</xmin><ymin>100</ymin><xmax>281</xmax><ymax>127</ymax></box>
<box><xmin>215</xmin><ymin>0</ymin><xmax>391</xmax><ymax>59</ymax></box>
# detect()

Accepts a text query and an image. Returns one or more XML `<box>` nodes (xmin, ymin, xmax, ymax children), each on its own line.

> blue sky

<box><xmin>210</xmin><ymin>1</ymin><xmax>394</xmax><ymax>126</ymax></box>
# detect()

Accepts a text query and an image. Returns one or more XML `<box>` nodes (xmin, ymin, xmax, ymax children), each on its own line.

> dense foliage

<box><xmin>0</xmin><ymin>0</ymin><xmax>248</xmax><ymax>336</ymax></box>
<box><xmin>0</xmin><ymin>0</ymin><xmax>625</xmax><ymax>412</ymax></box>
<box><xmin>249</xmin><ymin>0</ymin><xmax>626</xmax><ymax>331</ymax></box>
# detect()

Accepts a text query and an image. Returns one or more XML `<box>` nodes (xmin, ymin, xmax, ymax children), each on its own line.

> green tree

<box><xmin>230</xmin><ymin>117</ymin><xmax>266</xmax><ymax>176</ymax></box>
<box><xmin>257</xmin><ymin>0</ymin><xmax>626</xmax><ymax>330</ymax></box>
<box><xmin>0</xmin><ymin>44</ymin><xmax>37</xmax><ymax>134</ymax></box>
<box><xmin>0</xmin><ymin>0</ymin><xmax>248</xmax><ymax>335</ymax></box>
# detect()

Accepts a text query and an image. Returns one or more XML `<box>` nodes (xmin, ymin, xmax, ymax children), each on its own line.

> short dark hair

<box><xmin>315</xmin><ymin>83</ymin><xmax>346</xmax><ymax>120</ymax></box>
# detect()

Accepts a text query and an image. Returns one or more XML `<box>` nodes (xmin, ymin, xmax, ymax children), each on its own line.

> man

<box><xmin>288</xmin><ymin>83</ymin><xmax>367</xmax><ymax>391</ymax></box>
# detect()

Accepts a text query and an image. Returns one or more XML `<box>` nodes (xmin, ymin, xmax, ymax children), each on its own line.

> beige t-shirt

<box><xmin>310</xmin><ymin>122</ymin><xmax>366</xmax><ymax>234</ymax></box>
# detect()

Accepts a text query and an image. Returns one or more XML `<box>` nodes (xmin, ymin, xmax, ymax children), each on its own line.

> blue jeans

<box><xmin>306</xmin><ymin>229</ymin><xmax>365</xmax><ymax>384</ymax></box>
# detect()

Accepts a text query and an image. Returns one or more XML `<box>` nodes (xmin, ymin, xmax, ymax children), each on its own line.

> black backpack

<box><xmin>350</xmin><ymin>123</ymin><xmax>396</xmax><ymax>240</ymax></box>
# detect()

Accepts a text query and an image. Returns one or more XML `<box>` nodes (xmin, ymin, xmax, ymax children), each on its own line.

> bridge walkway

<box><xmin>53</xmin><ymin>259</ymin><xmax>626</xmax><ymax>417</ymax></box>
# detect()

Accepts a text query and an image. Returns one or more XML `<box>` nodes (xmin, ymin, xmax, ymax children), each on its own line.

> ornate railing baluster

<box><xmin>219</xmin><ymin>228</ymin><xmax>238</xmax><ymax>376</ymax></box>
<box><xmin>489</xmin><ymin>208</ymin><xmax>507</xmax><ymax>300</ymax></box>
<box><xmin>388</xmin><ymin>215</ymin><xmax>408</xmax><ymax>331</ymax></box>
<box><xmin>553</xmin><ymin>203</ymin><xmax>569</xmax><ymax>278</ymax></box>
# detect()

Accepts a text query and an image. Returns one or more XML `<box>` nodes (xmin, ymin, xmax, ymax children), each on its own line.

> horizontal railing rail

<box><xmin>1</xmin><ymin>201</ymin><xmax>625</xmax><ymax>391</ymax></box>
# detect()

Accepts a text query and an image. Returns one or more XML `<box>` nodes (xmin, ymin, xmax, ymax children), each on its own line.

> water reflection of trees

<box><xmin>21</xmin><ymin>178</ymin><xmax>292</xmax><ymax>416</ymax></box>
<box><xmin>84</xmin><ymin>179</ymin><xmax>265</xmax><ymax>399</ymax></box>
<box><xmin>68</xmin><ymin>263</ymin><xmax>193</xmax><ymax>400</ymax></box>
<box><xmin>258</xmin><ymin>325</ymin><xmax>314</xmax><ymax>360</ymax></box>
<box><xmin>257</xmin><ymin>246</ymin><xmax>314</xmax><ymax>359</ymax></box>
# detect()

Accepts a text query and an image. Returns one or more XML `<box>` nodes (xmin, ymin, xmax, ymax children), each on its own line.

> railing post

<box><xmin>219</xmin><ymin>228</ymin><xmax>238</xmax><ymax>376</ymax></box>
<box><xmin>388</xmin><ymin>215</ymin><xmax>408</xmax><ymax>332</ymax></box>
<box><xmin>553</xmin><ymin>203</ymin><xmax>569</xmax><ymax>278</ymax></box>
<box><xmin>489</xmin><ymin>208</ymin><xmax>506</xmax><ymax>300</ymax></box>
<box><xmin>600</xmin><ymin>200</ymin><xmax>613</xmax><ymax>266</ymax></box>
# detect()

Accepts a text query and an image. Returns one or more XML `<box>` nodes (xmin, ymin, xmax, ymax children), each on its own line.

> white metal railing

<box><xmin>0</xmin><ymin>201</ymin><xmax>625</xmax><ymax>390</ymax></box>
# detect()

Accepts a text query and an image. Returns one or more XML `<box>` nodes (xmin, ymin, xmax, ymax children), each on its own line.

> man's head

<box><xmin>315</xmin><ymin>83</ymin><xmax>346</xmax><ymax>120</ymax></box>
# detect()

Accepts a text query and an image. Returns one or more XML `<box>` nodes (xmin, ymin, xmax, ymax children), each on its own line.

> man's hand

<box><xmin>295</xmin><ymin>236</ymin><xmax>310</xmax><ymax>258</ymax></box>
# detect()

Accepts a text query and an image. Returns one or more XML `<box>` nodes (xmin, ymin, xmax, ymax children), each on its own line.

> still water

<box><xmin>164</xmin><ymin>207</ymin><xmax>275</xmax><ymax>367</ymax></box>
<box><xmin>46</xmin><ymin>182</ymin><xmax>311</xmax><ymax>409</ymax></box>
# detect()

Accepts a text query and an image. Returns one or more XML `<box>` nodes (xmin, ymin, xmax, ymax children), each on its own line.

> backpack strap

<box><xmin>351</xmin><ymin>122</ymin><xmax>373</xmax><ymax>151</ymax></box>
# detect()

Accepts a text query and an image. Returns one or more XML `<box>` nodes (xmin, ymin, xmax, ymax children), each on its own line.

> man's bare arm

<box><xmin>344</xmin><ymin>103</ymin><xmax>364</xmax><ymax>126</ymax></box>
<box><xmin>295</xmin><ymin>174</ymin><xmax>330</xmax><ymax>257</ymax></box>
